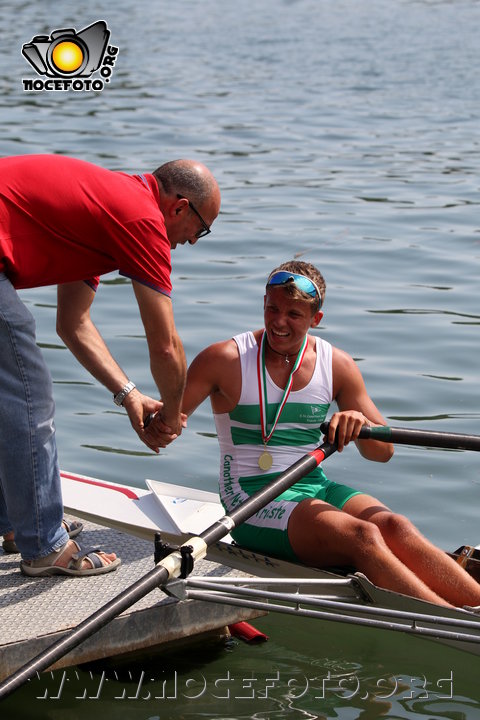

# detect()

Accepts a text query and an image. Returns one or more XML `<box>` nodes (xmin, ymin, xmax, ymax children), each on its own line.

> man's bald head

<box><xmin>153</xmin><ymin>159</ymin><xmax>220</xmax><ymax>209</ymax></box>
<box><xmin>153</xmin><ymin>159</ymin><xmax>221</xmax><ymax>248</ymax></box>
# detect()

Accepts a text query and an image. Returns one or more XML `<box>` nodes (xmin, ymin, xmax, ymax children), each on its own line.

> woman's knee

<box><xmin>350</xmin><ymin>519</ymin><xmax>385</xmax><ymax>555</ymax></box>
<box><xmin>289</xmin><ymin>500</ymin><xmax>384</xmax><ymax>560</ymax></box>
<box><xmin>377</xmin><ymin>511</ymin><xmax>419</xmax><ymax>543</ymax></box>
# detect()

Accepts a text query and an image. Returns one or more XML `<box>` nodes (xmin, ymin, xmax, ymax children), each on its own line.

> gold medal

<box><xmin>258</xmin><ymin>450</ymin><xmax>273</xmax><ymax>471</ymax></box>
<box><xmin>256</xmin><ymin>332</ymin><xmax>308</xmax><ymax>475</ymax></box>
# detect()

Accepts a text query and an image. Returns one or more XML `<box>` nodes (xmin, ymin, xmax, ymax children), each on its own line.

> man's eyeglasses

<box><xmin>267</xmin><ymin>271</ymin><xmax>322</xmax><ymax>307</ymax></box>
<box><xmin>177</xmin><ymin>194</ymin><xmax>211</xmax><ymax>239</ymax></box>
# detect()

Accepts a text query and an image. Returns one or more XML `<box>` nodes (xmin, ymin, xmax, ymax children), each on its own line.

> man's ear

<box><xmin>172</xmin><ymin>196</ymin><xmax>188</xmax><ymax>217</ymax></box>
<box><xmin>310</xmin><ymin>310</ymin><xmax>323</xmax><ymax>328</ymax></box>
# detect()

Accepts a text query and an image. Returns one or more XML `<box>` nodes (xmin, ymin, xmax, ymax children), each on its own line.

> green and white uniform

<box><xmin>214</xmin><ymin>331</ymin><xmax>362</xmax><ymax>561</ymax></box>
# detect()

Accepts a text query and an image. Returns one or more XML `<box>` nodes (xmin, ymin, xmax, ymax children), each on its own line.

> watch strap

<box><xmin>113</xmin><ymin>381</ymin><xmax>136</xmax><ymax>406</ymax></box>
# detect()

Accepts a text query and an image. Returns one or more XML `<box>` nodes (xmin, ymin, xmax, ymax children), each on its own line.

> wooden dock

<box><xmin>0</xmin><ymin>518</ymin><xmax>264</xmax><ymax>681</ymax></box>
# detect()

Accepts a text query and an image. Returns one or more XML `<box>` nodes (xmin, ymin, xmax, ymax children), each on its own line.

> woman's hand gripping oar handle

<box><xmin>321</xmin><ymin>421</ymin><xmax>480</xmax><ymax>452</ymax></box>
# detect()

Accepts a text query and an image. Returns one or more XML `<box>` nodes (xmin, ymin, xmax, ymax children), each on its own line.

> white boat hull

<box><xmin>60</xmin><ymin>470</ymin><xmax>480</xmax><ymax>656</ymax></box>
<box><xmin>61</xmin><ymin>470</ymin><xmax>331</xmax><ymax>579</ymax></box>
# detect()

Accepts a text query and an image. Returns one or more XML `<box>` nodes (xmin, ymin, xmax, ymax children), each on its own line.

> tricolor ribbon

<box><xmin>257</xmin><ymin>330</ymin><xmax>308</xmax><ymax>447</ymax></box>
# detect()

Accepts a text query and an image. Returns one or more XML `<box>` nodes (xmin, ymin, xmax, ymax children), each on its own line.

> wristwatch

<box><xmin>113</xmin><ymin>381</ymin><xmax>136</xmax><ymax>406</ymax></box>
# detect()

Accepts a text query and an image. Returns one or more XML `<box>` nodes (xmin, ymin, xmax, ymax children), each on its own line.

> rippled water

<box><xmin>1</xmin><ymin>0</ymin><xmax>480</xmax><ymax>717</ymax></box>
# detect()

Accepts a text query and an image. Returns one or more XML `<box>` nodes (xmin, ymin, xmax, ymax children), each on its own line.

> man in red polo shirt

<box><xmin>0</xmin><ymin>154</ymin><xmax>221</xmax><ymax>577</ymax></box>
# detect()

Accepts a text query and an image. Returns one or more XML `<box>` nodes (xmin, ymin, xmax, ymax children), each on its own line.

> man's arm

<box><xmin>330</xmin><ymin>346</ymin><xmax>393</xmax><ymax>461</ymax></box>
<box><xmin>131</xmin><ymin>280</ymin><xmax>187</xmax><ymax>435</ymax></box>
<box><xmin>56</xmin><ymin>281</ymin><xmax>164</xmax><ymax>451</ymax></box>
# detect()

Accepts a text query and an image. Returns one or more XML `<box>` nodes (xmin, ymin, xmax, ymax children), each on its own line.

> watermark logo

<box><xmin>21</xmin><ymin>20</ymin><xmax>118</xmax><ymax>92</ymax></box>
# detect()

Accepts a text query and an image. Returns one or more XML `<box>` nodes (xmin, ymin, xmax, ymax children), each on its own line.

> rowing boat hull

<box><xmin>60</xmin><ymin>470</ymin><xmax>480</xmax><ymax>656</ymax></box>
<box><xmin>60</xmin><ymin>470</ymin><xmax>337</xmax><ymax>579</ymax></box>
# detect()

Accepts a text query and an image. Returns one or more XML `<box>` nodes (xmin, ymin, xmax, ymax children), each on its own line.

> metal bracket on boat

<box><xmin>348</xmin><ymin>573</ymin><xmax>376</xmax><ymax>603</ymax></box>
<box><xmin>154</xmin><ymin>533</ymin><xmax>195</xmax><ymax>579</ymax></box>
<box><xmin>163</xmin><ymin>578</ymin><xmax>188</xmax><ymax>600</ymax></box>
<box><xmin>179</xmin><ymin>545</ymin><xmax>194</xmax><ymax>578</ymax></box>
<box><xmin>154</xmin><ymin>533</ymin><xmax>175</xmax><ymax>564</ymax></box>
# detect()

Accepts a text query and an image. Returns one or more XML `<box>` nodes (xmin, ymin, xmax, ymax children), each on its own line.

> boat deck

<box><xmin>0</xmin><ymin>517</ymin><xmax>264</xmax><ymax>681</ymax></box>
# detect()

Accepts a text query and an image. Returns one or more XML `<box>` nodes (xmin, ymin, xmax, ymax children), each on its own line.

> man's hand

<box><xmin>325</xmin><ymin>410</ymin><xmax>373</xmax><ymax>452</ymax></box>
<box><xmin>122</xmin><ymin>390</ymin><xmax>171</xmax><ymax>452</ymax></box>
<box><xmin>142</xmin><ymin>409</ymin><xmax>188</xmax><ymax>452</ymax></box>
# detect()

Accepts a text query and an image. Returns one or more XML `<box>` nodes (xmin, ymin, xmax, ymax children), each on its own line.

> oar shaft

<box><xmin>0</xmin><ymin>563</ymin><xmax>170</xmax><ymax>699</ymax></box>
<box><xmin>201</xmin><ymin>443</ymin><xmax>336</xmax><ymax>546</ymax></box>
<box><xmin>0</xmin><ymin>441</ymin><xmax>336</xmax><ymax>699</ymax></box>
<box><xmin>321</xmin><ymin>422</ymin><xmax>480</xmax><ymax>451</ymax></box>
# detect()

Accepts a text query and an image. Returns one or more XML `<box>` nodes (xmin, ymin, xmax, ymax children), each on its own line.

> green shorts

<box><xmin>228</xmin><ymin>477</ymin><xmax>362</xmax><ymax>563</ymax></box>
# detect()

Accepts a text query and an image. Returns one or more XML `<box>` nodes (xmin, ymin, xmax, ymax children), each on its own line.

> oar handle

<box><xmin>321</xmin><ymin>421</ymin><xmax>480</xmax><ymax>452</ymax></box>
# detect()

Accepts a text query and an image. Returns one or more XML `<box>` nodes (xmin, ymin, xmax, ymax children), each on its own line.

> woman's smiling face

<box><xmin>263</xmin><ymin>286</ymin><xmax>322</xmax><ymax>355</ymax></box>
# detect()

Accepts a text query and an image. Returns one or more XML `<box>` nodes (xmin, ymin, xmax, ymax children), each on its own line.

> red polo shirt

<box><xmin>0</xmin><ymin>154</ymin><xmax>172</xmax><ymax>295</ymax></box>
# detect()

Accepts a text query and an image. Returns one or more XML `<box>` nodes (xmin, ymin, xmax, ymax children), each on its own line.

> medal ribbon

<box><xmin>257</xmin><ymin>330</ymin><xmax>308</xmax><ymax>447</ymax></box>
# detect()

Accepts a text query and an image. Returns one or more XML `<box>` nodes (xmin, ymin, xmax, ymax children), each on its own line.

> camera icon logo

<box><xmin>22</xmin><ymin>20</ymin><xmax>118</xmax><ymax>91</ymax></box>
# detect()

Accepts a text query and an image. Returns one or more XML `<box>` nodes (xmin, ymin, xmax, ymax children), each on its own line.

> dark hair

<box><xmin>268</xmin><ymin>260</ymin><xmax>326</xmax><ymax>313</ymax></box>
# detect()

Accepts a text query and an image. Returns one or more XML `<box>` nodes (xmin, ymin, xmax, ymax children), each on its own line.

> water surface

<box><xmin>1</xmin><ymin>1</ymin><xmax>480</xmax><ymax>717</ymax></box>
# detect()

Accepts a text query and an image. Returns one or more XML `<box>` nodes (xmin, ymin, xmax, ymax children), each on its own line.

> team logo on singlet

<box><xmin>298</xmin><ymin>405</ymin><xmax>327</xmax><ymax>423</ymax></box>
<box><xmin>21</xmin><ymin>21</ymin><xmax>119</xmax><ymax>92</ymax></box>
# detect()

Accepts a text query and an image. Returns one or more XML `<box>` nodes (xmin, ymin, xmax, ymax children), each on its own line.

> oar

<box><xmin>0</xmin><ymin>440</ymin><xmax>337</xmax><ymax>699</ymax></box>
<box><xmin>321</xmin><ymin>421</ymin><xmax>480</xmax><ymax>452</ymax></box>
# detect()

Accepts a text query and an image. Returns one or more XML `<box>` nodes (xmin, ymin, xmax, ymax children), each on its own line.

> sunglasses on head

<box><xmin>266</xmin><ymin>271</ymin><xmax>322</xmax><ymax>308</ymax></box>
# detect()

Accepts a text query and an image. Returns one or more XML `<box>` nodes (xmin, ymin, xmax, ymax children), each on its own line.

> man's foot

<box><xmin>20</xmin><ymin>539</ymin><xmax>121</xmax><ymax>577</ymax></box>
<box><xmin>2</xmin><ymin>518</ymin><xmax>83</xmax><ymax>554</ymax></box>
<box><xmin>1</xmin><ymin>534</ymin><xmax>18</xmax><ymax>554</ymax></box>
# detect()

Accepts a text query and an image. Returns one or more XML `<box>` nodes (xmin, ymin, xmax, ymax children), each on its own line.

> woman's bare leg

<box><xmin>288</xmin><ymin>498</ymin><xmax>450</xmax><ymax>606</ymax></box>
<box><xmin>343</xmin><ymin>494</ymin><xmax>480</xmax><ymax>607</ymax></box>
